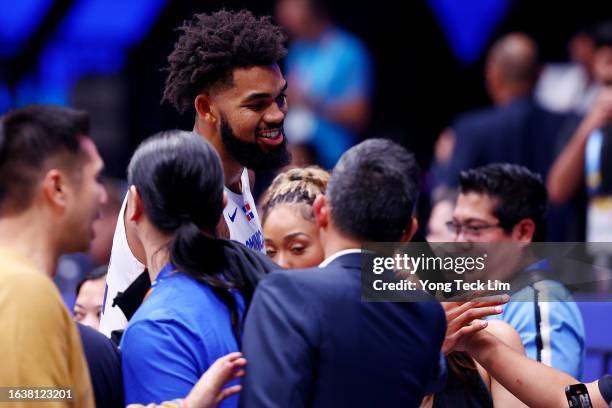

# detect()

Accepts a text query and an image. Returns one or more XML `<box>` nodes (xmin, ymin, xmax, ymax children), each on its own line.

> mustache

<box><xmin>257</xmin><ymin>123</ymin><xmax>284</xmax><ymax>132</ymax></box>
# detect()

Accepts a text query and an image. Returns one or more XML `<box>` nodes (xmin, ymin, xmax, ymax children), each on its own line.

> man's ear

<box><xmin>127</xmin><ymin>185</ymin><xmax>144</xmax><ymax>222</ymax></box>
<box><xmin>313</xmin><ymin>194</ymin><xmax>329</xmax><ymax>230</ymax></box>
<box><xmin>41</xmin><ymin>169</ymin><xmax>69</xmax><ymax>213</ymax></box>
<box><xmin>512</xmin><ymin>218</ymin><xmax>536</xmax><ymax>243</ymax></box>
<box><xmin>194</xmin><ymin>94</ymin><xmax>217</xmax><ymax>125</ymax></box>
<box><xmin>400</xmin><ymin>217</ymin><xmax>419</xmax><ymax>243</ymax></box>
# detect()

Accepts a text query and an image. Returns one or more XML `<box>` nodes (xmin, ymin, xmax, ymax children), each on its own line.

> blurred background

<box><xmin>2</xmin><ymin>0</ymin><xmax>612</xmax><ymax>381</ymax></box>
<box><xmin>1</xmin><ymin>0</ymin><xmax>611</xmax><ymax>177</ymax></box>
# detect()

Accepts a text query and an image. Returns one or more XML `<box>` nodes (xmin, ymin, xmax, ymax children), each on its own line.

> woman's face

<box><xmin>263</xmin><ymin>204</ymin><xmax>324</xmax><ymax>269</ymax></box>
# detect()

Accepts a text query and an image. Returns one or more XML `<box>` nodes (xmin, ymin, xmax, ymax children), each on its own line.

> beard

<box><xmin>220</xmin><ymin>114</ymin><xmax>291</xmax><ymax>172</ymax></box>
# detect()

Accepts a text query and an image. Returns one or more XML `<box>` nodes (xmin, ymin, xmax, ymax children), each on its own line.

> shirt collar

<box><xmin>319</xmin><ymin>248</ymin><xmax>362</xmax><ymax>268</ymax></box>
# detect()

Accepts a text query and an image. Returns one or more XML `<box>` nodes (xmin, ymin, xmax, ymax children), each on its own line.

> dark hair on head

<box><xmin>459</xmin><ymin>163</ymin><xmax>547</xmax><ymax>241</ymax></box>
<box><xmin>76</xmin><ymin>265</ymin><xmax>108</xmax><ymax>297</ymax></box>
<box><xmin>0</xmin><ymin>105</ymin><xmax>89</xmax><ymax>214</ymax></box>
<box><xmin>261</xmin><ymin>166</ymin><xmax>329</xmax><ymax>225</ymax></box>
<box><xmin>327</xmin><ymin>139</ymin><xmax>420</xmax><ymax>242</ymax></box>
<box><xmin>162</xmin><ymin>9</ymin><xmax>287</xmax><ymax>114</ymax></box>
<box><xmin>593</xmin><ymin>20</ymin><xmax>612</xmax><ymax>49</ymax></box>
<box><xmin>128</xmin><ymin>130</ymin><xmax>245</xmax><ymax>340</ymax></box>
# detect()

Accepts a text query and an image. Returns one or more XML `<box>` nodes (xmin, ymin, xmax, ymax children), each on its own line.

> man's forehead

<box><xmin>454</xmin><ymin>192</ymin><xmax>498</xmax><ymax>219</ymax></box>
<box><xmin>229</xmin><ymin>64</ymin><xmax>285</xmax><ymax>94</ymax></box>
<box><xmin>80</xmin><ymin>136</ymin><xmax>96</xmax><ymax>151</ymax></box>
<box><xmin>79</xmin><ymin>137</ymin><xmax>103</xmax><ymax>165</ymax></box>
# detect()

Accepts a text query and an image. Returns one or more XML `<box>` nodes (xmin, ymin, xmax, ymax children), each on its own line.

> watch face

<box><xmin>565</xmin><ymin>384</ymin><xmax>593</xmax><ymax>408</ymax></box>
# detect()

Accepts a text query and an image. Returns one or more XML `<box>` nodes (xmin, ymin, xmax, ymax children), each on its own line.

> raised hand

<box><xmin>184</xmin><ymin>352</ymin><xmax>247</xmax><ymax>408</ymax></box>
<box><xmin>441</xmin><ymin>294</ymin><xmax>509</xmax><ymax>354</ymax></box>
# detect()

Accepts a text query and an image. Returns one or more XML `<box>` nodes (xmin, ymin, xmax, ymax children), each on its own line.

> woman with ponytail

<box><xmin>260</xmin><ymin>166</ymin><xmax>329</xmax><ymax>268</ymax></box>
<box><xmin>120</xmin><ymin>131</ymin><xmax>273</xmax><ymax>407</ymax></box>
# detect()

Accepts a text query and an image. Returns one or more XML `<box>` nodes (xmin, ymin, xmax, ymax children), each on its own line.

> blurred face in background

<box><xmin>593</xmin><ymin>45</ymin><xmax>612</xmax><ymax>85</ymax></box>
<box><xmin>427</xmin><ymin>200</ymin><xmax>456</xmax><ymax>242</ymax></box>
<box><xmin>74</xmin><ymin>276</ymin><xmax>106</xmax><ymax>330</ymax></box>
<box><xmin>263</xmin><ymin>203</ymin><xmax>324</xmax><ymax>269</ymax></box>
<box><xmin>275</xmin><ymin>0</ymin><xmax>319</xmax><ymax>39</ymax></box>
<box><xmin>569</xmin><ymin>33</ymin><xmax>595</xmax><ymax>69</ymax></box>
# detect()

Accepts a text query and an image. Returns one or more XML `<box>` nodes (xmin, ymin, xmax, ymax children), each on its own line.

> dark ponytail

<box><xmin>128</xmin><ymin>130</ymin><xmax>244</xmax><ymax>341</ymax></box>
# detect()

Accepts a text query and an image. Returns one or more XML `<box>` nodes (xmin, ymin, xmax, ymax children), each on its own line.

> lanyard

<box><xmin>585</xmin><ymin>128</ymin><xmax>604</xmax><ymax>195</ymax></box>
<box><xmin>524</xmin><ymin>259</ymin><xmax>551</xmax><ymax>273</ymax></box>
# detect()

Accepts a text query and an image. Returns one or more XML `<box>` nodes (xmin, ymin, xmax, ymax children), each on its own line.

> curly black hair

<box><xmin>162</xmin><ymin>9</ymin><xmax>287</xmax><ymax>114</ymax></box>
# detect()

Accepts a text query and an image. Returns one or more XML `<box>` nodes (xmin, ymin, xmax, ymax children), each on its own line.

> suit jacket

<box><xmin>439</xmin><ymin>97</ymin><xmax>579</xmax><ymax>188</ymax></box>
<box><xmin>240</xmin><ymin>252</ymin><xmax>447</xmax><ymax>408</ymax></box>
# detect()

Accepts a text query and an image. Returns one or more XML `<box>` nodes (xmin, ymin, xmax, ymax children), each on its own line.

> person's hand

<box><xmin>183</xmin><ymin>352</ymin><xmax>247</xmax><ymax>408</ymax></box>
<box><xmin>441</xmin><ymin>294</ymin><xmax>509</xmax><ymax>354</ymax></box>
<box><xmin>586</xmin><ymin>87</ymin><xmax>612</xmax><ymax>130</ymax></box>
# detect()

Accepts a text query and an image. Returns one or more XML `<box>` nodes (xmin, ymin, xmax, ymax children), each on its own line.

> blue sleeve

<box><xmin>121</xmin><ymin>319</ymin><xmax>204</xmax><ymax>405</ymax></box>
<box><xmin>335</xmin><ymin>40</ymin><xmax>373</xmax><ymax>101</ymax></box>
<box><xmin>493</xmin><ymin>283</ymin><xmax>585</xmax><ymax>379</ymax></box>
<box><xmin>240</xmin><ymin>272</ymin><xmax>317</xmax><ymax>408</ymax></box>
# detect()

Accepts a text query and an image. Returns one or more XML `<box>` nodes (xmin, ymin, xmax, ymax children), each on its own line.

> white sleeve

<box><xmin>99</xmin><ymin>194</ymin><xmax>145</xmax><ymax>337</ymax></box>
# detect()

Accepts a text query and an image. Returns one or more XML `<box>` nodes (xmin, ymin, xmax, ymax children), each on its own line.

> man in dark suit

<box><xmin>240</xmin><ymin>139</ymin><xmax>447</xmax><ymax>407</ymax></box>
<box><xmin>433</xmin><ymin>32</ymin><xmax>581</xmax><ymax>241</ymax></box>
<box><xmin>436</xmin><ymin>32</ymin><xmax>577</xmax><ymax>190</ymax></box>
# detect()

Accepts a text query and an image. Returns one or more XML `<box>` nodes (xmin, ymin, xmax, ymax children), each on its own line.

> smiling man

<box><xmin>100</xmin><ymin>9</ymin><xmax>290</xmax><ymax>337</ymax></box>
<box><xmin>449</xmin><ymin>163</ymin><xmax>585</xmax><ymax>378</ymax></box>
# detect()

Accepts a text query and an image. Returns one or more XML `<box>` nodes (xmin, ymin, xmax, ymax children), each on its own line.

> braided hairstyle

<box><xmin>261</xmin><ymin>166</ymin><xmax>329</xmax><ymax>225</ymax></box>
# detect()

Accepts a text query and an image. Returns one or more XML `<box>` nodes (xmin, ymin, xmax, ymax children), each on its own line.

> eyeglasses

<box><xmin>445</xmin><ymin>221</ymin><xmax>502</xmax><ymax>237</ymax></box>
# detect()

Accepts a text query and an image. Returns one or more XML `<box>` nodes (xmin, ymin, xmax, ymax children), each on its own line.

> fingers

<box><xmin>445</xmin><ymin>294</ymin><xmax>509</xmax><ymax>322</ymax></box>
<box><xmin>443</xmin><ymin>319</ymin><xmax>488</xmax><ymax>354</ymax></box>
<box><xmin>213</xmin><ymin>358</ymin><xmax>247</xmax><ymax>388</ymax></box>
<box><xmin>453</xmin><ymin>305</ymin><xmax>503</xmax><ymax>328</ymax></box>
<box><xmin>229</xmin><ymin>368</ymin><xmax>246</xmax><ymax>381</ymax></box>
<box><xmin>215</xmin><ymin>352</ymin><xmax>243</xmax><ymax>365</ymax></box>
<box><xmin>215</xmin><ymin>385</ymin><xmax>242</xmax><ymax>404</ymax></box>
<box><xmin>201</xmin><ymin>353</ymin><xmax>247</xmax><ymax>393</ymax></box>
<box><xmin>456</xmin><ymin>319</ymin><xmax>488</xmax><ymax>337</ymax></box>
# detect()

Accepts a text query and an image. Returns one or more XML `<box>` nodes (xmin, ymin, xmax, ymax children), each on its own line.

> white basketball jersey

<box><xmin>222</xmin><ymin>169</ymin><xmax>265</xmax><ymax>253</ymax></box>
<box><xmin>99</xmin><ymin>168</ymin><xmax>263</xmax><ymax>337</ymax></box>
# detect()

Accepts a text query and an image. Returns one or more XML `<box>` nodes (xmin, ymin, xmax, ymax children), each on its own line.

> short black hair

<box><xmin>0</xmin><ymin>105</ymin><xmax>89</xmax><ymax>214</ymax></box>
<box><xmin>593</xmin><ymin>20</ymin><xmax>612</xmax><ymax>49</ymax></box>
<box><xmin>128</xmin><ymin>130</ymin><xmax>243</xmax><ymax>341</ymax></box>
<box><xmin>75</xmin><ymin>265</ymin><xmax>108</xmax><ymax>297</ymax></box>
<box><xmin>162</xmin><ymin>9</ymin><xmax>287</xmax><ymax>114</ymax></box>
<box><xmin>327</xmin><ymin>139</ymin><xmax>420</xmax><ymax>242</ymax></box>
<box><xmin>459</xmin><ymin>163</ymin><xmax>547</xmax><ymax>241</ymax></box>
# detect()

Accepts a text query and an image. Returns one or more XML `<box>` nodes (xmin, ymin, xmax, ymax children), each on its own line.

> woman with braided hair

<box><xmin>261</xmin><ymin>166</ymin><xmax>329</xmax><ymax>268</ymax></box>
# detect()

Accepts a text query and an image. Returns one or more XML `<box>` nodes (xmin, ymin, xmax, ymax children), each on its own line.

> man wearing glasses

<box><xmin>448</xmin><ymin>163</ymin><xmax>585</xmax><ymax>378</ymax></box>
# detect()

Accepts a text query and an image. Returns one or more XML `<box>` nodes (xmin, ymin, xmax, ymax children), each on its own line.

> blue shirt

<box><xmin>487</xmin><ymin>260</ymin><xmax>585</xmax><ymax>378</ymax></box>
<box><xmin>121</xmin><ymin>263</ymin><xmax>244</xmax><ymax>406</ymax></box>
<box><xmin>285</xmin><ymin>27</ymin><xmax>373</xmax><ymax>168</ymax></box>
